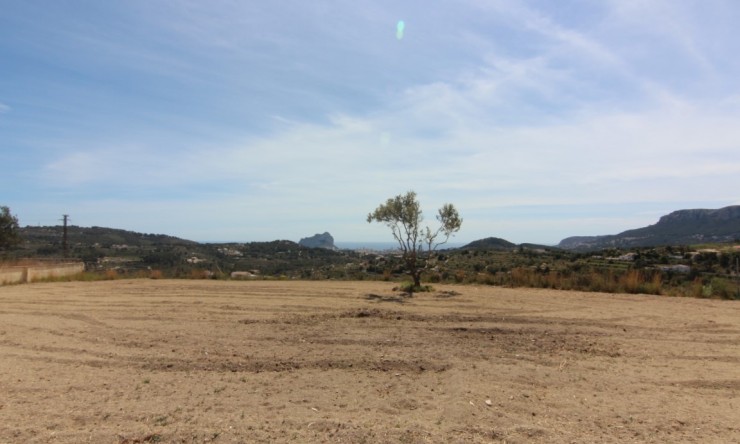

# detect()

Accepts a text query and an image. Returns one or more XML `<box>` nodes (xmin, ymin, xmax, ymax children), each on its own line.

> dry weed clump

<box><xmin>104</xmin><ymin>269</ymin><xmax>119</xmax><ymax>280</ymax></box>
<box><xmin>148</xmin><ymin>269</ymin><xmax>164</xmax><ymax>279</ymax></box>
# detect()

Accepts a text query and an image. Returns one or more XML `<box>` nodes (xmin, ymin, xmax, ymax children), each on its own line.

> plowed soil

<box><xmin>1</xmin><ymin>280</ymin><xmax>738</xmax><ymax>443</ymax></box>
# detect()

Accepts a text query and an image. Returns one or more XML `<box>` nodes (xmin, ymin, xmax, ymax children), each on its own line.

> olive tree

<box><xmin>367</xmin><ymin>191</ymin><xmax>462</xmax><ymax>290</ymax></box>
<box><xmin>0</xmin><ymin>206</ymin><xmax>21</xmax><ymax>251</ymax></box>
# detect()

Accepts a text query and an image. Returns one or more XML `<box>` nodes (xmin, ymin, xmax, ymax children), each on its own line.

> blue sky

<box><xmin>2</xmin><ymin>1</ymin><xmax>739</xmax><ymax>245</ymax></box>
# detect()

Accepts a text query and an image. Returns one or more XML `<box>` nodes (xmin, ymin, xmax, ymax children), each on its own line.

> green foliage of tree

<box><xmin>0</xmin><ymin>206</ymin><xmax>21</xmax><ymax>251</ymax></box>
<box><xmin>367</xmin><ymin>191</ymin><xmax>462</xmax><ymax>290</ymax></box>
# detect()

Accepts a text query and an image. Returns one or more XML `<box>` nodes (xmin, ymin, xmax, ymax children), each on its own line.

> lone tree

<box><xmin>367</xmin><ymin>191</ymin><xmax>462</xmax><ymax>290</ymax></box>
<box><xmin>0</xmin><ymin>206</ymin><xmax>21</xmax><ymax>252</ymax></box>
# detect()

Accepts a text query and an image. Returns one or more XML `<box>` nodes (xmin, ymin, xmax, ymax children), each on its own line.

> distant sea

<box><xmin>335</xmin><ymin>241</ymin><xmax>464</xmax><ymax>251</ymax></box>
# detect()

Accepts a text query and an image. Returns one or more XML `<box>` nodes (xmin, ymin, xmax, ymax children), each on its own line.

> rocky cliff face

<box><xmin>657</xmin><ymin>206</ymin><xmax>740</xmax><ymax>224</ymax></box>
<box><xmin>298</xmin><ymin>232</ymin><xmax>337</xmax><ymax>250</ymax></box>
<box><xmin>558</xmin><ymin>206</ymin><xmax>740</xmax><ymax>251</ymax></box>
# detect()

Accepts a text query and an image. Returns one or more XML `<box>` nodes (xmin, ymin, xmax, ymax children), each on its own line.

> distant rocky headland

<box><xmin>298</xmin><ymin>232</ymin><xmax>337</xmax><ymax>250</ymax></box>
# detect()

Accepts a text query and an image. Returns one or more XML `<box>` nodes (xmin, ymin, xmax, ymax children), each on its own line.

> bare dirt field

<box><xmin>1</xmin><ymin>280</ymin><xmax>738</xmax><ymax>443</ymax></box>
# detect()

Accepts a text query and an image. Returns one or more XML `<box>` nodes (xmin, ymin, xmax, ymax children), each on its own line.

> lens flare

<box><xmin>396</xmin><ymin>20</ymin><xmax>405</xmax><ymax>40</ymax></box>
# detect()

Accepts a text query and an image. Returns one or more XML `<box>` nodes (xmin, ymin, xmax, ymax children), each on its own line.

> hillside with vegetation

<box><xmin>14</xmin><ymin>225</ymin><xmax>361</xmax><ymax>279</ymax></box>
<box><xmin>461</xmin><ymin>237</ymin><xmax>517</xmax><ymax>250</ymax></box>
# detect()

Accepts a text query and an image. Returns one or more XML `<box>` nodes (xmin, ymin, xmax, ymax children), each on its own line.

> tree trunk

<box><xmin>412</xmin><ymin>271</ymin><xmax>421</xmax><ymax>288</ymax></box>
<box><xmin>404</xmin><ymin>252</ymin><xmax>421</xmax><ymax>295</ymax></box>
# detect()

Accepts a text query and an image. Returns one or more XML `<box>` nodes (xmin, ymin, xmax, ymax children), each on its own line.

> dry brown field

<box><xmin>0</xmin><ymin>280</ymin><xmax>738</xmax><ymax>443</ymax></box>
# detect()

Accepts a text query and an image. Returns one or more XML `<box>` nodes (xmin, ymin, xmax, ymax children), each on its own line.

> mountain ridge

<box><xmin>557</xmin><ymin>205</ymin><xmax>740</xmax><ymax>250</ymax></box>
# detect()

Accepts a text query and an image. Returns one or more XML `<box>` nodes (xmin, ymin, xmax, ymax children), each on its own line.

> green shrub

<box><xmin>395</xmin><ymin>281</ymin><xmax>433</xmax><ymax>294</ymax></box>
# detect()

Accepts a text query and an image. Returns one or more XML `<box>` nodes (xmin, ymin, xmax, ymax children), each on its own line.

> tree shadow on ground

<box><xmin>365</xmin><ymin>290</ymin><xmax>462</xmax><ymax>303</ymax></box>
<box><xmin>435</xmin><ymin>290</ymin><xmax>462</xmax><ymax>298</ymax></box>
<box><xmin>364</xmin><ymin>293</ymin><xmax>407</xmax><ymax>304</ymax></box>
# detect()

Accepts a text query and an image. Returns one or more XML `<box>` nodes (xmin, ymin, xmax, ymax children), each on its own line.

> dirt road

<box><xmin>1</xmin><ymin>280</ymin><xmax>738</xmax><ymax>443</ymax></box>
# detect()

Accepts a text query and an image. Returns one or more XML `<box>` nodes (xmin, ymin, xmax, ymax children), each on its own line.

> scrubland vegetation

<box><xmin>424</xmin><ymin>246</ymin><xmax>740</xmax><ymax>299</ymax></box>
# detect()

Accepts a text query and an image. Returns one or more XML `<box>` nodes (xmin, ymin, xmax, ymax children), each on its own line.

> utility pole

<box><xmin>61</xmin><ymin>214</ymin><xmax>69</xmax><ymax>258</ymax></box>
